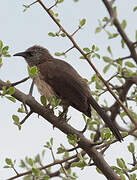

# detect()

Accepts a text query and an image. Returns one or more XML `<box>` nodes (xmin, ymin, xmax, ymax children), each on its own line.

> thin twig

<box><xmin>20</xmin><ymin>110</ymin><xmax>33</xmax><ymax>125</ymax></box>
<box><xmin>114</xmin><ymin>55</ymin><xmax>131</xmax><ymax>62</ymax></box>
<box><xmin>29</xmin><ymin>79</ymin><xmax>35</xmax><ymax>96</ymax></box>
<box><xmin>71</xmin><ymin>27</ymin><xmax>81</xmax><ymax>37</ymax></box>
<box><xmin>64</xmin><ymin>46</ymin><xmax>75</xmax><ymax>54</ymax></box>
<box><xmin>11</xmin><ymin>77</ymin><xmax>30</xmax><ymax>86</ymax></box>
<box><xmin>48</xmin><ymin>0</ymin><xmax>58</xmax><ymax>11</ymax></box>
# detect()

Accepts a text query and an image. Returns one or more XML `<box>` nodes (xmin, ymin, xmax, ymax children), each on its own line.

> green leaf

<box><xmin>128</xmin><ymin>142</ymin><xmax>135</xmax><ymax>153</ymax></box>
<box><xmin>6</xmin><ymin>96</ymin><xmax>16</xmax><ymax>103</ymax></box>
<box><xmin>0</xmin><ymin>57</ymin><xmax>2</xmax><ymax>64</ymax></box>
<box><xmin>135</xmin><ymin>30</ymin><xmax>137</xmax><ymax>41</ymax></box>
<box><xmin>121</xmin><ymin>20</ymin><xmax>127</xmax><ymax>29</ymax></box>
<box><xmin>12</xmin><ymin>115</ymin><xmax>19</xmax><ymax>123</ymax></box>
<box><xmin>0</xmin><ymin>40</ymin><xmax>3</xmax><ymax>49</ymax></box>
<box><xmin>50</xmin><ymin>137</ymin><xmax>53</xmax><ymax>145</ymax></box>
<box><xmin>113</xmin><ymin>6</ymin><xmax>117</xmax><ymax>16</ymax></box>
<box><xmin>40</xmin><ymin>95</ymin><xmax>47</xmax><ymax>106</ymax></box>
<box><xmin>119</xmin><ymin>174</ymin><xmax>126</xmax><ymax>180</ymax></box>
<box><xmin>20</xmin><ymin>160</ymin><xmax>26</xmax><ymax>168</ymax></box>
<box><xmin>102</xmin><ymin>17</ymin><xmax>109</xmax><ymax>22</ymax></box>
<box><xmin>6</xmin><ymin>87</ymin><xmax>15</xmax><ymax>95</ymax></box>
<box><xmin>2</xmin><ymin>46</ymin><xmax>9</xmax><ymax>55</ymax></box>
<box><xmin>125</xmin><ymin>62</ymin><xmax>135</xmax><ymax>68</ymax></box>
<box><xmin>100</xmin><ymin>128</ymin><xmax>111</xmax><ymax>140</ymax></box>
<box><xmin>103</xmin><ymin>64</ymin><xmax>111</xmax><ymax>73</ymax></box>
<box><xmin>35</xmin><ymin>154</ymin><xmax>40</xmax><ymax>163</ymax></box>
<box><xmin>107</xmin><ymin>46</ymin><xmax>113</xmax><ymax>56</ymax></box>
<box><xmin>95</xmin><ymin>27</ymin><xmax>102</xmax><ymax>33</ymax></box>
<box><xmin>57</xmin><ymin>0</ymin><xmax>64</xmax><ymax>3</ymax></box>
<box><xmin>60</xmin><ymin>33</ymin><xmax>66</xmax><ymax>37</ymax></box>
<box><xmin>57</xmin><ymin>147</ymin><xmax>65</xmax><ymax>154</ymax></box>
<box><xmin>43</xmin><ymin>176</ymin><xmax>50</xmax><ymax>180</ymax></box>
<box><xmin>79</xmin><ymin>18</ymin><xmax>86</xmax><ymax>28</ymax></box>
<box><xmin>117</xmin><ymin>158</ymin><xmax>127</xmax><ymax>169</ymax></box>
<box><xmin>5</xmin><ymin>158</ymin><xmax>13</xmax><ymax>166</ymax></box>
<box><xmin>103</xmin><ymin>56</ymin><xmax>113</xmax><ymax>63</ymax></box>
<box><xmin>48</xmin><ymin>32</ymin><xmax>56</xmax><ymax>37</ymax></box>
<box><xmin>129</xmin><ymin>174</ymin><xmax>136</xmax><ymax>180</ymax></box>
<box><xmin>67</xmin><ymin>134</ymin><xmax>78</xmax><ymax>146</ymax></box>
<box><xmin>121</xmin><ymin>39</ymin><xmax>125</xmax><ymax>48</ymax></box>
<box><xmin>96</xmin><ymin>167</ymin><xmax>103</xmax><ymax>174</ymax></box>
<box><xmin>3</xmin><ymin>165</ymin><xmax>11</xmax><ymax>168</ymax></box>
<box><xmin>94</xmin><ymin>53</ymin><xmax>100</xmax><ymax>59</ymax></box>
<box><xmin>32</xmin><ymin>168</ymin><xmax>38</xmax><ymax>175</ymax></box>
<box><xmin>92</xmin><ymin>45</ymin><xmax>95</xmax><ymax>51</ymax></box>
<box><xmin>26</xmin><ymin>158</ymin><xmax>33</xmax><ymax>166</ymax></box>
<box><xmin>27</xmin><ymin>66</ymin><xmax>37</xmax><ymax>78</ymax></box>
<box><xmin>83</xmin><ymin>47</ymin><xmax>90</xmax><ymax>53</ymax></box>
<box><xmin>71</xmin><ymin>161</ymin><xmax>86</xmax><ymax>169</ymax></box>
<box><xmin>54</xmin><ymin>52</ymin><xmax>64</xmax><ymax>56</ymax></box>
<box><xmin>133</xmin><ymin>6</ymin><xmax>137</xmax><ymax>12</ymax></box>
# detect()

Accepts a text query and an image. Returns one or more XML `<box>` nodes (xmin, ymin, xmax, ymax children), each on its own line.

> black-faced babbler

<box><xmin>14</xmin><ymin>45</ymin><xmax>123</xmax><ymax>142</ymax></box>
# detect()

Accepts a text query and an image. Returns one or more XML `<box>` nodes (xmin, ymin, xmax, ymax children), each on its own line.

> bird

<box><xmin>14</xmin><ymin>45</ymin><xmax>123</xmax><ymax>141</ymax></box>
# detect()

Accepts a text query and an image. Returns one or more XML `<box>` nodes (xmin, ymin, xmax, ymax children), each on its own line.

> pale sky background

<box><xmin>0</xmin><ymin>0</ymin><xmax>137</xmax><ymax>179</ymax></box>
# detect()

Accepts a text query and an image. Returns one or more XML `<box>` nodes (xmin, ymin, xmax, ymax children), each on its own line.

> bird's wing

<box><xmin>38</xmin><ymin>59</ymin><xmax>90</xmax><ymax>112</ymax></box>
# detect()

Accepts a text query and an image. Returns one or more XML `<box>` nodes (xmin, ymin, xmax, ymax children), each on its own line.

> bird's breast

<box><xmin>34</xmin><ymin>71</ymin><xmax>56</xmax><ymax>100</ymax></box>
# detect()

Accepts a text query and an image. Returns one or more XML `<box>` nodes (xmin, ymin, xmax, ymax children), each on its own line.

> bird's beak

<box><xmin>13</xmin><ymin>51</ymin><xmax>27</xmax><ymax>58</ymax></box>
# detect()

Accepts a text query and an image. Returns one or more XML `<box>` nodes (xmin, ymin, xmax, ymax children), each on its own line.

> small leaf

<box><xmin>0</xmin><ymin>40</ymin><xmax>3</xmax><ymax>49</ymax></box>
<box><xmin>48</xmin><ymin>32</ymin><xmax>56</xmax><ymax>37</ymax></box>
<box><xmin>50</xmin><ymin>137</ymin><xmax>53</xmax><ymax>146</ymax></box>
<box><xmin>54</xmin><ymin>52</ymin><xmax>64</xmax><ymax>56</ymax></box>
<box><xmin>130</xmin><ymin>174</ymin><xmax>136</xmax><ymax>180</ymax></box>
<box><xmin>12</xmin><ymin>115</ymin><xmax>19</xmax><ymax>122</ymax></box>
<box><xmin>6</xmin><ymin>96</ymin><xmax>16</xmax><ymax>103</ymax></box>
<box><xmin>125</xmin><ymin>62</ymin><xmax>135</xmax><ymax>68</ymax></box>
<box><xmin>95</xmin><ymin>27</ymin><xmax>102</xmax><ymax>33</ymax></box>
<box><xmin>5</xmin><ymin>158</ymin><xmax>13</xmax><ymax>166</ymax></box>
<box><xmin>128</xmin><ymin>142</ymin><xmax>135</xmax><ymax>153</ymax></box>
<box><xmin>60</xmin><ymin>33</ymin><xmax>66</xmax><ymax>37</ymax></box>
<box><xmin>71</xmin><ymin>161</ymin><xmax>86</xmax><ymax>169</ymax></box>
<box><xmin>96</xmin><ymin>167</ymin><xmax>103</xmax><ymax>174</ymax></box>
<box><xmin>121</xmin><ymin>20</ymin><xmax>127</xmax><ymax>29</ymax></box>
<box><xmin>57</xmin><ymin>0</ymin><xmax>64</xmax><ymax>3</ymax></box>
<box><xmin>79</xmin><ymin>18</ymin><xmax>86</xmax><ymax>28</ymax></box>
<box><xmin>0</xmin><ymin>57</ymin><xmax>2</xmax><ymax>64</ymax></box>
<box><xmin>107</xmin><ymin>46</ymin><xmax>113</xmax><ymax>56</ymax></box>
<box><xmin>100</xmin><ymin>128</ymin><xmax>111</xmax><ymax>140</ymax></box>
<box><xmin>121</xmin><ymin>39</ymin><xmax>125</xmax><ymax>48</ymax></box>
<box><xmin>3</xmin><ymin>165</ymin><xmax>11</xmax><ymax>168</ymax></box>
<box><xmin>133</xmin><ymin>6</ymin><xmax>137</xmax><ymax>12</ymax></box>
<box><xmin>32</xmin><ymin>168</ymin><xmax>38</xmax><ymax>175</ymax></box>
<box><xmin>40</xmin><ymin>95</ymin><xmax>47</xmax><ymax>106</ymax></box>
<box><xmin>103</xmin><ymin>56</ymin><xmax>113</xmax><ymax>63</ymax></box>
<box><xmin>135</xmin><ymin>30</ymin><xmax>137</xmax><ymax>41</ymax></box>
<box><xmin>103</xmin><ymin>64</ymin><xmax>111</xmax><ymax>73</ymax></box>
<box><xmin>83</xmin><ymin>47</ymin><xmax>90</xmax><ymax>53</ymax></box>
<box><xmin>7</xmin><ymin>87</ymin><xmax>15</xmax><ymax>95</ymax></box>
<box><xmin>117</xmin><ymin>158</ymin><xmax>127</xmax><ymax>169</ymax></box>
<box><xmin>92</xmin><ymin>45</ymin><xmax>95</xmax><ymax>51</ymax></box>
<box><xmin>27</xmin><ymin>66</ymin><xmax>37</xmax><ymax>78</ymax></box>
<box><xmin>102</xmin><ymin>17</ymin><xmax>109</xmax><ymax>22</ymax></box>
<box><xmin>57</xmin><ymin>147</ymin><xmax>65</xmax><ymax>154</ymax></box>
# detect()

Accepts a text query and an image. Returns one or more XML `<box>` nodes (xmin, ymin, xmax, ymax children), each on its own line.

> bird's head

<box><xmin>13</xmin><ymin>45</ymin><xmax>53</xmax><ymax>67</ymax></box>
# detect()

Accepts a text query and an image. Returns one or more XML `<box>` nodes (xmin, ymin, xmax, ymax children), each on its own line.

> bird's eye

<box><xmin>26</xmin><ymin>51</ymin><xmax>33</xmax><ymax>57</ymax></box>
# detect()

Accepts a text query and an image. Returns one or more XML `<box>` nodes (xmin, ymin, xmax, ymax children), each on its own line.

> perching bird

<box><xmin>14</xmin><ymin>45</ymin><xmax>123</xmax><ymax>141</ymax></box>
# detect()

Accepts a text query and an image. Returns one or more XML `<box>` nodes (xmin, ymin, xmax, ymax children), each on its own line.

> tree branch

<box><xmin>0</xmin><ymin>79</ymin><xmax>120</xmax><ymax>180</ymax></box>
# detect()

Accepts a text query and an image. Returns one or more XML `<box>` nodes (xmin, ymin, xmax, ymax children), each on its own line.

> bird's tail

<box><xmin>88</xmin><ymin>96</ymin><xmax>123</xmax><ymax>142</ymax></box>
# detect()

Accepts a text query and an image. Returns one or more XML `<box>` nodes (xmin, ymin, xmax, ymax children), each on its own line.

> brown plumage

<box><xmin>14</xmin><ymin>45</ymin><xmax>123</xmax><ymax>141</ymax></box>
